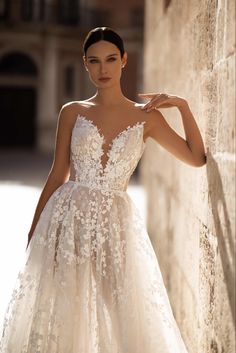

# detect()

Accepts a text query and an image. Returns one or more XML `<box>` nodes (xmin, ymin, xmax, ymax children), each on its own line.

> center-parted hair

<box><xmin>83</xmin><ymin>27</ymin><xmax>125</xmax><ymax>58</ymax></box>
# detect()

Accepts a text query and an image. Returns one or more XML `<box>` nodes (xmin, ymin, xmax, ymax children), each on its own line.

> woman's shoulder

<box><xmin>127</xmin><ymin>100</ymin><xmax>161</xmax><ymax>124</ymax></box>
<box><xmin>61</xmin><ymin>100</ymin><xmax>92</xmax><ymax>114</ymax></box>
<box><xmin>58</xmin><ymin>100</ymin><xmax>93</xmax><ymax>126</ymax></box>
<box><xmin>54</xmin><ymin>101</ymin><xmax>86</xmax><ymax>133</ymax></box>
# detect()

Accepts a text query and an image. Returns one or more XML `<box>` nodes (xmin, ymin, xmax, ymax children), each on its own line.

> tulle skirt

<box><xmin>0</xmin><ymin>180</ymin><xmax>188</xmax><ymax>353</ymax></box>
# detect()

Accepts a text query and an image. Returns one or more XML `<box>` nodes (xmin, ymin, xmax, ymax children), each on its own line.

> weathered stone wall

<box><xmin>140</xmin><ymin>1</ymin><xmax>235</xmax><ymax>352</ymax></box>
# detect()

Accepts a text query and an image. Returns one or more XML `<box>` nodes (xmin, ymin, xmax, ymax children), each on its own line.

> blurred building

<box><xmin>0</xmin><ymin>0</ymin><xmax>144</xmax><ymax>151</ymax></box>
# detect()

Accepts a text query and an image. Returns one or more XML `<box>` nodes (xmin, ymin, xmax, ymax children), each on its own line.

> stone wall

<box><xmin>140</xmin><ymin>1</ymin><xmax>235</xmax><ymax>352</ymax></box>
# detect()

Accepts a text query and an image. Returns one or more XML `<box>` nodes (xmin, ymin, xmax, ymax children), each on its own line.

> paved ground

<box><xmin>0</xmin><ymin>149</ymin><xmax>147</xmax><ymax>329</ymax></box>
<box><xmin>0</xmin><ymin>148</ymin><xmax>53</xmax><ymax>187</ymax></box>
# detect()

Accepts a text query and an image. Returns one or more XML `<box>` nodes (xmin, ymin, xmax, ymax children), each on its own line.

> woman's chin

<box><xmin>94</xmin><ymin>80</ymin><xmax>115</xmax><ymax>88</ymax></box>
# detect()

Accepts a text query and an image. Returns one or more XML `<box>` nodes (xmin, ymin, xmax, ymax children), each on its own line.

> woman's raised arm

<box><xmin>139</xmin><ymin>93</ymin><xmax>207</xmax><ymax>167</ymax></box>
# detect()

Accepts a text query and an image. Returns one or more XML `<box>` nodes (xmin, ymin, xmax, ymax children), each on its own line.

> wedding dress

<box><xmin>0</xmin><ymin>114</ymin><xmax>189</xmax><ymax>353</ymax></box>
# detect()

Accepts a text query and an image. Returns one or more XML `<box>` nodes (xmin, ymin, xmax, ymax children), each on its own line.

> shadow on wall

<box><xmin>206</xmin><ymin>148</ymin><xmax>235</xmax><ymax>325</ymax></box>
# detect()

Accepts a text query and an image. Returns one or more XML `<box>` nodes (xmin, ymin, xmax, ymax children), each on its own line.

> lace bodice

<box><xmin>69</xmin><ymin>115</ymin><xmax>146</xmax><ymax>191</ymax></box>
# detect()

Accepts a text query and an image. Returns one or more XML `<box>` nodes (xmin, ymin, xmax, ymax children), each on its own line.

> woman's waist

<box><xmin>68</xmin><ymin>178</ymin><xmax>128</xmax><ymax>194</ymax></box>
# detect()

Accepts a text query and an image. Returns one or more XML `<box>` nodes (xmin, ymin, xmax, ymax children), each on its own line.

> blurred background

<box><xmin>0</xmin><ymin>1</ymin><xmax>235</xmax><ymax>353</ymax></box>
<box><xmin>0</xmin><ymin>0</ymin><xmax>144</xmax><ymax>152</ymax></box>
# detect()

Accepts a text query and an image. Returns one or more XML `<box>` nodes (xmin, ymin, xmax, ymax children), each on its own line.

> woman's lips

<box><xmin>99</xmin><ymin>77</ymin><xmax>111</xmax><ymax>82</ymax></box>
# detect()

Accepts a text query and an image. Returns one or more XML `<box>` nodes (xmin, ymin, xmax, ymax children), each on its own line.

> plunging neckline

<box><xmin>74</xmin><ymin>113</ymin><xmax>146</xmax><ymax>174</ymax></box>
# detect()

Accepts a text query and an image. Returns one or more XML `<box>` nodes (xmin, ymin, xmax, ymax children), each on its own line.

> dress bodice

<box><xmin>69</xmin><ymin>115</ymin><xmax>146</xmax><ymax>191</ymax></box>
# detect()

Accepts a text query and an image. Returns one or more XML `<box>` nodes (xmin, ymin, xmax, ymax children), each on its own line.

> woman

<box><xmin>0</xmin><ymin>27</ymin><xmax>206</xmax><ymax>353</ymax></box>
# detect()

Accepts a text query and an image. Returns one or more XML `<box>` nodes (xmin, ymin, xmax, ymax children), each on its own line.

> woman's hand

<box><xmin>138</xmin><ymin>92</ymin><xmax>186</xmax><ymax>111</ymax></box>
<box><xmin>138</xmin><ymin>92</ymin><xmax>206</xmax><ymax>167</ymax></box>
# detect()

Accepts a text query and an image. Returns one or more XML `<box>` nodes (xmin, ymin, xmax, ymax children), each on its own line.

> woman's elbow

<box><xmin>48</xmin><ymin>168</ymin><xmax>70</xmax><ymax>185</ymax></box>
<box><xmin>192</xmin><ymin>153</ymin><xmax>207</xmax><ymax>167</ymax></box>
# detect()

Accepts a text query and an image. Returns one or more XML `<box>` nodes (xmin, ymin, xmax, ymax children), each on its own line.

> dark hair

<box><xmin>83</xmin><ymin>27</ymin><xmax>125</xmax><ymax>58</ymax></box>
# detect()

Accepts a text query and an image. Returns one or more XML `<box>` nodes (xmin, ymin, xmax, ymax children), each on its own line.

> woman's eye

<box><xmin>88</xmin><ymin>58</ymin><xmax>116</xmax><ymax>64</ymax></box>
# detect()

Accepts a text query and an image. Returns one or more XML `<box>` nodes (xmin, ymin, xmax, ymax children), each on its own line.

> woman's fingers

<box><xmin>139</xmin><ymin>92</ymin><xmax>185</xmax><ymax>112</ymax></box>
<box><xmin>139</xmin><ymin>96</ymin><xmax>157</xmax><ymax>110</ymax></box>
<box><xmin>138</xmin><ymin>93</ymin><xmax>158</xmax><ymax>97</ymax></box>
<box><xmin>138</xmin><ymin>93</ymin><xmax>161</xmax><ymax>104</ymax></box>
<box><xmin>141</xmin><ymin>95</ymin><xmax>170</xmax><ymax>111</ymax></box>
<box><xmin>138</xmin><ymin>93</ymin><xmax>165</xmax><ymax>99</ymax></box>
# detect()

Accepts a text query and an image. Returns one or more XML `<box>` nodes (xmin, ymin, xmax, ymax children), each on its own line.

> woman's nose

<box><xmin>99</xmin><ymin>62</ymin><xmax>108</xmax><ymax>74</ymax></box>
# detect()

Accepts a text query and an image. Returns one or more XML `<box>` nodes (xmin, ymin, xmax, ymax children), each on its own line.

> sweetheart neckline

<box><xmin>72</xmin><ymin>113</ymin><xmax>146</xmax><ymax>174</ymax></box>
<box><xmin>75</xmin><ymin>113</ymin><xmax>146</xmax><ymax>147</ymax></box>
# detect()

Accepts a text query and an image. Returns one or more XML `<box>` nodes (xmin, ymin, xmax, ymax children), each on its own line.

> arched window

<box><xmin>0</xmin><ymin>52</ymin><xmax>38</xmax><ymax>148</ymax></box>
<box><xmin>0</xmin><ymin>52</ymin><xmax>38</xmax><ymax>76</ymax></box>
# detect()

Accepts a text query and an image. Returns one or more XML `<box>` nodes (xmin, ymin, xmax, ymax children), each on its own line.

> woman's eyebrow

<box><xmin>87</xmin><ymin>53</ymin><xmax>118</xmax><ymax>59</ymax></box>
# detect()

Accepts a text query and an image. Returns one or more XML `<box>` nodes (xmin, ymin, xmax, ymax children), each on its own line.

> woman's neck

<box><xmin>91</xmin><ymin>85</ymin><xmax>127</xmax><ymax>107</ymax></box>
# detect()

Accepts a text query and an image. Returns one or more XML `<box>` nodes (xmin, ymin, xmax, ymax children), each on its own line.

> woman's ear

<box><xmin>83</xmin><ymin>55</ymin><xmax>88</xmax><ymax>71</ymax></box>
<box><xmin>122</xmin><ymin>51</ymin><xmax>128</xmax><ymax>68</ymax></box>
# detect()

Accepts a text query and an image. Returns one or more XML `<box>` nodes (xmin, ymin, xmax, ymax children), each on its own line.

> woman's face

<box><xmin>83</xmin><ymin>40</ymin><xmax>127</xmax><ymax>88</ymax></box>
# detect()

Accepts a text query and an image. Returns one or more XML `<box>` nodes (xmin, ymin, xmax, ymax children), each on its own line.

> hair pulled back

<box><xmin>83</xmin><ymin>27</ymin><xmax>125</xmax><ymax>58</ymax></box>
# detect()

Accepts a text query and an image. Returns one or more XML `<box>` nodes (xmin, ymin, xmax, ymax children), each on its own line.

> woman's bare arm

<box><xmin>26</xmin><ymin>103</ymin><xmax>77</xmax><ymax>249</ymax></box>
<box><xmin>140</xmin><ymin>93</ymin><xmax>206</xmax><ymax>167</ymax></box>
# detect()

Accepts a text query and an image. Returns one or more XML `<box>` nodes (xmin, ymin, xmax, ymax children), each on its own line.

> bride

<box><xmin>0</xmin><ymin>26</ymin><xmax>206</xmax><ymax>353</ymax></box>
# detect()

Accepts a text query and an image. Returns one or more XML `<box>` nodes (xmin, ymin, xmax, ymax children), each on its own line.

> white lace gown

<box><xmin>0</xmin><ymin>115</ymin><xmax>189</xmax><ymax>353</ymax></box>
